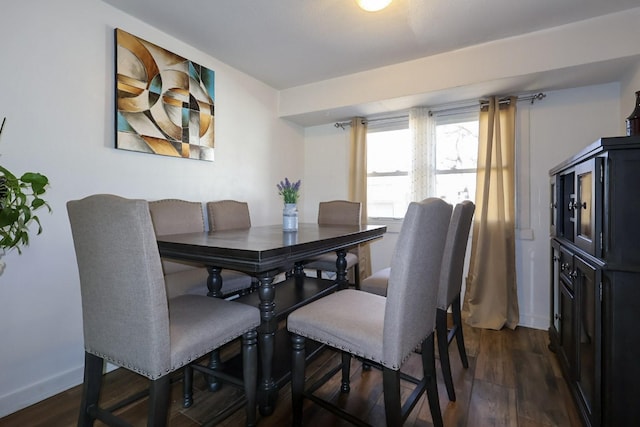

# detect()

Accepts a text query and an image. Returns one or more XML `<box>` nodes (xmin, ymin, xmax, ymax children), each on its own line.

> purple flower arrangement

<box><xmin>277</xmin><ymin>177</ymin><xmax>301</xmax><ymax>204</ymax></box>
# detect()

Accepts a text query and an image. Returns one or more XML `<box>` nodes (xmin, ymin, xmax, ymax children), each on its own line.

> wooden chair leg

<box><xmin>451</xmin><ymin>294</ymin><xmax>469</xmax><ymax>368</ymax></box>
<box><xmin>316</xmin><ymin>269</ymin><xmax>322</xmax><ymax>279</ymax></box>
<box><xmin>147</xmin><ymin>375</ymin><xmax>171</xmax><ymax>427</ymax></box>
<box><xmin>291</xmin><ymin>334</ymin><xmax>306</xmax><ymax>427</ymax></box>
<box><xmin>437</xmin><ymin>308</ymin><xmax>456</xmax><ymax>401</ymax></box>
<box><xmin>382</xmin><ymin>368</ymin><xmax>402</xmax><ymax>426</ymax></box>
<box><xmin>422</xmin><ymin>333</ymin><xmax>443</xmax><ymax>427</ymax></box>
<box><xmin>341</xmin><ymin>352</ymin><xmax>351</xmax><ymax>393</ymax></box>
<box><xmin>243</xmin><ymin>330</ymin><xmax>258</xmax><ymax>427</ymax></box>
<box><xmin>183</xmin><ymin>365</ymin><xmax>193</xmax><ymax>408</ymax></box>
<box><xmin>207</xmin><ymin>349</ymin><xmax>222</xmax><ymax>392</ymax></box>
<box><xmin>78</xmin><ymin>352</ymin><xmax>103</xmax><ymax>427</ymax></box>
<box><xmin>354</xmin><ymin>263</ymin><xmax>360</xmax><ymax>290</ymax></box>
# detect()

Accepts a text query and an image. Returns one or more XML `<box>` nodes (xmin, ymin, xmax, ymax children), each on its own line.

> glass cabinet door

<box><xmin>561</xmin><ymin>171</ymin><xmax>575</xmax><ymax>241</ymax></box>
<box><xmin>574</xmin><ymin>159</ymin><xmax>602</xmax><ymax>256</ymax></box>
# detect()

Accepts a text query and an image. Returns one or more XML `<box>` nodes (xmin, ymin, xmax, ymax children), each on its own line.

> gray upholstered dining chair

<box><xmin>68</xmin><ymin>194</ymin><xmax>260</xmax><ymax>427</ymax></box>
<box><xmin>206</xmin><ymin>199</ymin><xmax>258</xmax><ymax>293</ymax></box>
<box><xmin>288</xmin><ymin>197</ymin><xmax>452</xmax><ymax>427</ymax></box>
<box><xmin>206</xmin><ymin>199</ymin><xmax>252</xmax><ymax>231</ymax></box>
<box><xmin>433</xmin><ymin>200</ymin><xmax>475</xmax><ymax>401</ymax></box>
<box><xmin>304</xmin><ymin>200</ymin><xmax>362</xmax><ymax>287</ymax></box>
<box><xmin>360</xmin><ymin>200</ymin><xmax>475</xmax><ymax>402</ymax></box>
<box><xmin>149</xmin><ymin>199</ymin><xmax>252</xmax><ymax>298</ymax></box>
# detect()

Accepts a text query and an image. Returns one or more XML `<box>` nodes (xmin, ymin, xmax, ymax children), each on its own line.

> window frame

<box><xmin>365</xmin><ymin>110</ymin><xmax>479</xmax><ymax>221</ymax></box>
<box><xmin>366</xmin><ymin>119</ymin><xmax>410</xmax><ymax>220</ymax></box>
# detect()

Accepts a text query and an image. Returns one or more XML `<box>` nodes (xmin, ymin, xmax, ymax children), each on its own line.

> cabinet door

<box><xmin>575</xmin><ymin>256</ymin><xmax>600</xmax><ymax>426</ymax></box>
<box><xmin>560</xmin><ymin>171</ymin><xmax>576</xmax><ymax>241</ymax></box>
<box><xmin>574</xmin><ymin>159</ymin><xmax>603</xmax><ymax>256</ymax></box>
<box><xmin>559</xmin><ymin>277</ymin><xmax>577</xmax><ymax>378</ymax></box>
<box><xmin>551</xmin><ymin>242</ymin><xmax>561</xmax><ymax>333</ymax></box>
<box><xmin>550</xmin><ymin>175</ymin><xmax>559</xmax><ymax>237</ymax></box>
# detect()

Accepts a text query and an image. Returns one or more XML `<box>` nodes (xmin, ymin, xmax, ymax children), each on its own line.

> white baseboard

<box><xmin>518</xmin><ymin>312</ymin><xmax>550</xmax><ymax>331</ymax></box>
<box><xmin>0</xmin><ymin>365</ymin><xmax>84</xmax><ymax>418</ymax></box>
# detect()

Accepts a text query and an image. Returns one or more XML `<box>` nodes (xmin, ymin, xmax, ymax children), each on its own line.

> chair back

<box><xmin>67</xmin><ymin>195</ymin><xmax>171</xmax><ymax>378</ymax></box>
<box><xmin>149</xmin><ymin>199</ymin><xmax>205</xmax><ymax>235</ymax></box>
<box><xmin>437</xmin><ymin>201</ymin><xmax>475</xmax><ymax>310</ymax></box>
<box><xmin>206</xmin><ymin>200</ymin><xmax>251</xmax><ymax>231</ymax></box>
<box><xmin>149</xmin><ymin>199</ymin><xmax>205</xmax><ymax>275</ymax></box>
<box><xmin>317</xmin><ymin>200</ymin><xmax>361</xmax><ymax>226</ymax></box>
<box><xmin>383</xmin><ymin>198</ymin><xmax>451</xmax><ymax>368</ymax></box>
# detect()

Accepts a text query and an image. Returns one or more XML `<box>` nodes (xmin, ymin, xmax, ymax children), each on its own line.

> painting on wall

<box><xmin>115</xmin><ymin>28</ymin><xmax>215</xmax><ymax>161</ymax></box>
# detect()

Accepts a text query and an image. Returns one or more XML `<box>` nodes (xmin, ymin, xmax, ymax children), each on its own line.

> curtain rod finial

<box><xmin>532</xmin><ymin>93</ymin><xmax>546</xmax><ymax>104</ymax></box>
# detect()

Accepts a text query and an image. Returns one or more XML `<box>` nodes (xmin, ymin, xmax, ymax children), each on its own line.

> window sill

<box><xmin>367</xmin><ymin>217</ymin><xmax>403</xmax><ymax>233</ymax></box>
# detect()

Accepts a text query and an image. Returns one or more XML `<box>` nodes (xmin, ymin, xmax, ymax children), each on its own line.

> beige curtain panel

<box><xmin>409</xmin><ymin>106</ymin><xmax>435</xmax><ymax>201</ymax></box>
<box><xmin>349</xmin><ymin>117</ymin><xmax>372</xmax><ymax>279</ymax></box>
<box><xmin>464</xmin><ymin>97</ymin><xmax>519</xmax><ymax>330</ymax></box>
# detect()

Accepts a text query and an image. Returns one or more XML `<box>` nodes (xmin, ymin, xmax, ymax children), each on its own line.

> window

<box><xmin>433</xmin><ymin>113</ymin><xmax>479</xmax><ymax>204</ymax></box>
<box><xmin>367</xmin><ymin>112</ymin><xmax>479</xmax><ymax>219</ymax></box>
<box><xmin>367</xmin><ymin>127</ymin><xmax>411</xmax><ymax>219</ymax></box>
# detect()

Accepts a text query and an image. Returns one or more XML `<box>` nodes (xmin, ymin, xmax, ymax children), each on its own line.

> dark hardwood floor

<box><xmin>0</xmin><ymin>320</ymin><xmax>582</xmax><ymax>427</ymax></box>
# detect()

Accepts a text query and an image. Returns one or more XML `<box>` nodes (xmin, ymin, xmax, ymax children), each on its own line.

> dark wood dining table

<box><xmin>156</xmin><ymin>222</ymin><xmax>386</xmax><ymax>416</ymax></box>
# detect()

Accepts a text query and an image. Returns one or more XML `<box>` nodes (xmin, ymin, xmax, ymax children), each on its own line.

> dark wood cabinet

<box><xmin>549</xmin><ymin>136</ymin><xmax>640</xmax><ymax>427</ymax></box>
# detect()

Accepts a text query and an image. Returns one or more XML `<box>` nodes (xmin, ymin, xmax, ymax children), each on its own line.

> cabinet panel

<box><xmin>604</xmin><ymin>271</ymin><xmax>640</xmax><ymax>426</ymax></box>
<box><xmin>550</xmin><ymin>175</ymin><xmax>559</xmax><ymax>237</ymax></box>
<box><xmin>559</xmin><ymin>279</ymin><xmax>576</xmax><ymax>377</ymax></box>
<box><xmin>606</xmin><ymin>154</ymin><xmax>640</xmax><ymax>266</ymax></box>
<box><xmin>551</xmin><ymin>243</ymin><xmax>561</xmax><ymax>333</ymax></box>
<box><xmin>576</xmin><ymin>256</ymin><xmax>599</xmax><ymax>425</ymax></box>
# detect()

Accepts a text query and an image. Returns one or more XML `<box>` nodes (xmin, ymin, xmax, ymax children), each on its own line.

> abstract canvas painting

<box><xmin>115</xmin><ymin>29</ymin><xmax>215</xmax><ymax>161</ymax></box>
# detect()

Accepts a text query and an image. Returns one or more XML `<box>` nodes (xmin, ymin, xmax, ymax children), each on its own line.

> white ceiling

<box><xmin>103</xmin><ymin>0</ymin><xmax>640</xmax><ymax>90</ymax></box>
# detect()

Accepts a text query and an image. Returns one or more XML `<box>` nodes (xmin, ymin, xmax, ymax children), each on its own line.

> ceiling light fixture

<box><xmin>356</xmin><ymin>0</ymin><xmax>392</xmax><ymax>12</ymax></box>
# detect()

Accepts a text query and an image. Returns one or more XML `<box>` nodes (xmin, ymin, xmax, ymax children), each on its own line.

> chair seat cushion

<box><xmin>360</xmin><ymin>267</ymin><xmax>390</xmax><ymax>296</ymax></box>
<box><xmin>304</xmin><ymin>252</ymin><xmax>358</xmax><ymax>272</ymax></box>
<box><xmin>168</xmin><ymin>295</ymin><xmax>260</xmax><ymax>371</ymax></box>
<box><xmin>288</xmin><ymin>289</ymin><xmax>389</xmax><ymax>366</ymax></box>
<box><xmin>164</xmin><ymin>267</ymin><xmax>252</xmax><ymax>299</ymax></box>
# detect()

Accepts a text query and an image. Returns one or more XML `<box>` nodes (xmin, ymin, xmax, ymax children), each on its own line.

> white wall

<box><xmin>303</xmin><ymin>82</ymin><xmax>623</xmax><ymax>331</ymax></box>
<box><xmin>517</xmin><ymin>82</ymin><xmax>622</xmax><ymax>329</ymax></box>
<box><xmin>301</xmin><ymin>125</ymin><xmax>350</xmax><ymax>221</ymax></box>
<box><xmin>0</xmin><ymin>0</ymin><xmax>304</xmax><ymax>416</ymax></box>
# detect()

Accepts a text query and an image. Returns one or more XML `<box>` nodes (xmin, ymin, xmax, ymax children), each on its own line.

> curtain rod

<box><xmin>334</xmin><ymin>92</ymin><xmax>546</xmax><ymax>129</ymax></box>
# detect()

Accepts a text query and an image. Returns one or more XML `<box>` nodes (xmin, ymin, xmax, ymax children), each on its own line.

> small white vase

<box><xmin>283</xmin><ymin>203</ymin><xmax>298</xmax><ymax>231</ymax></box>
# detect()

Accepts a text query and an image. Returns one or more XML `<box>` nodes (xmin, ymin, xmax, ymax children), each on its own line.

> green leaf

<box><xmin>21</xmin><ymin>172</ymin><xmax>49</xmax><ymax>195</ymax></box>
<box><xmin>0</xmin><ymin>208</ymin><xmax>20</xmax><ymax>227</ymax></box>
<box><xmin>0</xmin><ymin>165</ymin><xmax>17</xmax><ymax>180</ymax></box>
<box><xmin>31</xmin><ymin>198</ymin><xmax>45</xmax><ymax>209</ymax></box>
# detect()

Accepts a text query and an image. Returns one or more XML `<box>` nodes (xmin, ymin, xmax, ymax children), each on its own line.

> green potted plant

<box><xmin>0</xmin><ymin>117</ymin><xmax>51</xmax><ymax>274</ymax></box>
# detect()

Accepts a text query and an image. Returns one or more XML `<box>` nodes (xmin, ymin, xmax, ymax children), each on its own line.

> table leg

<box><xmin>335</xmin><ymin>249</ymin><xmax>348</xmax><ymax>290</ymax></box>
<box><xmin>205</xmin><ymin>266</ymin><xmax>224</xmax><ymax>391</ymax></box>
<box><xmin>293</xmin><ymin>262</ymin><xmax>305</xmax><ymax>287</ymax></box>
<box><xmin>206</xmin><ymin>266</ymin><xmax>224</xmax><ymax>298</ymax></box>
<box><xmin>257</xmin><ymin>272</ymin><xmax>278</xmax><ymax>416</ymax></box>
